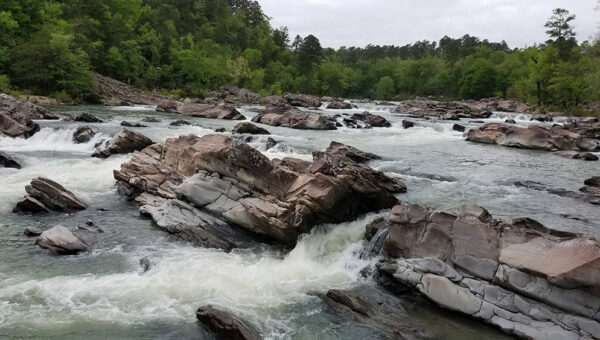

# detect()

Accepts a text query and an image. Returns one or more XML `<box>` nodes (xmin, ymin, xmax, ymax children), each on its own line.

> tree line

<box><xmin>0</xmin><ymin>1</ymin><xmax>598</xmax><ymax>114</ymax></box>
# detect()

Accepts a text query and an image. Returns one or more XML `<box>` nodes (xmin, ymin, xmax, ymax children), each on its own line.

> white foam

<box><xmin>109</xmin><ymin>105</ymin><xmax>157</xmax><ymax>111</ymax></box>
<box><xmin>0</xmin><ymin>214</ymin><xmax>379</xmax><ymax>337</ymax></box>
<box><xmin>0</xmin><ymin>127</ymin><xmax>107</xmax><ymax>153</ymax></box>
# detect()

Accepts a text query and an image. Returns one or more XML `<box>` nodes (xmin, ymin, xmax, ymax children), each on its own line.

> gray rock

<box><xmin>92</xmin><ymin>129</ymin><xmax>153</xmax><ymax>158</ymax></box>
<box><xmin>196</xmin><ymin>305</ymin><xmax>261</xmax><ymax>340</ymax></box>
<box><xmin>0</xmin><ymin>151</ymin><xmax>21</xmax><ymax>169</ymax></box>
<box><xmin>14</xmin><ymin>177</ymin><xmax>87</xmax><ymax>213</ymax></box>
<box><xmin>72</xmin><ymin>125</ymin><xmax>98</xmax><ymax>144</ymax></box>
<box><xmin>35</xmin><ymin>226</ymin><xmax>88</xmax><ymax>254</ymax></box>
<box><xmin>232</xmin><ymin>122</ymin><xmax>270</xmax><ymax>135</ymax></box>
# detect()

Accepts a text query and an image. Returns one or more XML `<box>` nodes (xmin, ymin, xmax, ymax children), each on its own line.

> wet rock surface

<box><xmin>467</xmin><ymin>123</ymin><xmax>600</xmax><ymax>152</ymax></box>
<box><xmin>323</xmin><ymin>286</ymin><xmax>430</xmax><ymax>339</ymax></box>
<box><xmin>92</xmin><ymin>129</ymin><xmax>153</xmax><ymax>158</ymax></box>
<box><xmin>0</xmin><ymin>93</ymin><xmax>59</xmax><ymax>138</ymax></box>
<box><xmin>120</xmin><ymin>121</ymin><xmax>148</xmax><ymax>128</ymax></box>
<box><xmin>196</xmin><ymin>305</ymin><xmax>261</xmax><ymax>340</ymax></box>
<box><xmin>252</xmin><ymin>105</ymin><xmax>336</xmax><ymax>130</ymax></box>
<box><xmin>0</xmin><ymin>151</ymin><xmax>21</xmax><ymax>169</ymax></box>
<box><xmin>394</xmin><ymin>98</ymin><xmax>493</xmax><ymax>120</ymax></box>
<box><xmin>284</xmin><ymin>93</ymin><xmax>321</xmax><ymax>108</ymax></box>
<box><xmin>14</xmin><ymin>177</ymin><xmax>87</xmax><ymax>213</ymax></box>
<box><xmin>373</xmin><ymin>203</ymin><xmax>600</xmax><ymax>339</ymax></box>
<box><xmin>67</xmin><ymin>112</ymin><xmax>103</xmax><ymax>123</ymax></box>
<box><xmin>72</xmin><ymin>126</ymin><xmax>98</xmax><ymax>144</ymax></box>
<box><xmin>232</xmin><ymin>122</ymin><xmax>270</xmax><ymax>135</ymax></box>
<box><xmin>114</xmin><ymin>135</ymin><xmax>405</xmax><ymax>247</ymax></box>
<box><xmin>157</xmin><ymin>100</ymin><xmax>245</xmax><ymax>120</ymax></box>
<box><xmin>35</xmin><ymin>226</ymin><xmax>88</xmax><ymax>255</ymax></box>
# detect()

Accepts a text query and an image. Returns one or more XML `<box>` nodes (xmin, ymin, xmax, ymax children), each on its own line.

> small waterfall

<box><xmin>360</xmin><ymin>227</ymin><xmax>388</xmax><ymax>259</ymax></box>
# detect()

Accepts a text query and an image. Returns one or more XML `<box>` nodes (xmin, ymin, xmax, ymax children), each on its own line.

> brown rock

<box><xmin>196</xmin><ymin>306</ymin><xmax>260</xmax><ymax>340</ymax></box>
<box><xmin>92</xmin><ymin>129</ymin><xmax>153</xmax><ymax>158</ymax></box>
<box><xmin>157</xmin><ymin>100</ymin><xmax>245</xmax><ymax>120</ymax></box>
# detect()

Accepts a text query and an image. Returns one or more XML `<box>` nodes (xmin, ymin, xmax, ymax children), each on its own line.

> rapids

<box><xmin>0</xmin><ymin>102</ymin><xmax>597</xmax><ymax>339</ymax></box>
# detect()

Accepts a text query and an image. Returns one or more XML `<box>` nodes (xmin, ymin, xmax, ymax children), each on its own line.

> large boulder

<box><xmin>114</xmin><ymin>135</ymin><xmax>405</xmax><ymax>246</ymax></box>
<box><xmin>14</xmin><ymin>177</ymin><xmax>87</xmax><ymax>213</ymax></box>
<box><xmin>0</xmin><ymin>93</ymin><xmax>58</xmax><ymax>138</ymax></box>
<box><xmin>350</xmin><ymin>112</ymin><xmax>391</xmax><ymax>128</ymax></box>
<box><xmin>0</xmin><ymin>151</ymin><xmax>21</xmax><ymax>169</ymax></box>
<box><xmin>284</xmin><ymin>93</ymin><xmax>321</xmax><ymax>108</ymax></box>
<box><xmin>72</xmin><ymin>125</ymin><xmax>98</xmax><ymax>144</ymax></box>
<box><xmin>0</xmin><ymin>93</ymin><xmax>58</xmax><ymax>120</ymax></box>
<box><xmin>156</xmin><ymin>100</ymin><xmax>245</xmax><ymax>120</ymax></box>
<box><xmin>324</xmin><ymin>141</ymin><xmax>380</xmax><ymax>163</ymax></box>
<box><xmin>378</xmin><ymin>203</ymin><xmax>600</xmax><ymax>339</ymax></box>
<box><xmin>232</xmin><ymin>122</ymin><xmax>270</xmax><ymax>135</ymax></box>
<box><xmin>326</xmin><ymin>100</ymin><xmax>355</xmax><ymax>109</ymax></box>
<box><xmin>35</xmin><ymin>226</ymin><xmax>88</xmax><ymax>254</ymax></box>
<box><xmin>581</xmin><ymin>176</ymin><xmax>600</xmax><ymax>204</ymax></box>
<box><xmin>466</xmin><ymin>123</ymin><xmax>598</xmax><ymax>151</ymax></box>
<box><xmin>252</xmin><ymin>106</ymin><xmax>336</xmax><ymax>130</ymax></box>
<box><xmin>196</xmin><ymin>306</ymin><xmax>261</xmax><ymax>340</ymax></box>
<box><xmin>92</xmin><ymin>129</ymin><xmax>153</xmax><ymax>158</ymax></box>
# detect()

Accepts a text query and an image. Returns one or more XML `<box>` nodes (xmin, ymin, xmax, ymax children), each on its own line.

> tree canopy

<box><xmin>0</xmin><ymin>2</ymin><xmax>598</xmax><ymax>114</ymax></box>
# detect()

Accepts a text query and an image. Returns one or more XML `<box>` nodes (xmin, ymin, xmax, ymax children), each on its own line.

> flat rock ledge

<box><xmin>373</xmin><ymin>203</ymin><xmax>600</xmax><ymax>339</ymax></box>
<box><xmin>156</xmin><ymin>100</ymin><xmax>245</xmax><ymax>120</ymax></box>
<box><xmin>0</xmin><ymin>93</ymin><xmax>58</xmax><ymax>138</ymax></box>
<box><xmin>252</xmin><ymin>105</ymin><xmax>336</xmax><ymax>130</ymax></box>
<box><xmin>196</xmin><ymin>305</ymin><xmax>261</xmax><ymax>340</ymax></box>
<box><xmin>14</xmin><ymin>177</ymin><xmax>87</xmax><ymax>213</ymax></box>
<box><xmin>467</xmin><ymin>123</ymin><xmax>600</xmax><ymax>152</ymax></box>
<box><xmin>113</xmin><ymin>135</ymin><xmax>405</xmax><ymax>249</ymax></box>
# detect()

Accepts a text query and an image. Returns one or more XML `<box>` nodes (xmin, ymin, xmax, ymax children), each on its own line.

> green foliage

<box><xmin>0</xmin><ymin>74</ymin><xmax>10</xmax><ymax>92</ymax></box>
<box><xmin>375</xmin><ymin>76</ymin><xmax>395</xmax><ymax>99</ymax></box>
<box><xmin>459</xmin><ymin>59</ymin><xmax>498</xmax><ymax>99</ymax></box>
<box><xmin>0</xmin><ymin>2</ymin><xmax>597</xmax><ymax>114</ymax></box>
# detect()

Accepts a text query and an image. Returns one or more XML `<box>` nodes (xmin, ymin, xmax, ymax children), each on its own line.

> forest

<box><xmin>0</xmin><ymin>0</ymin><xmax>599</xmax><ymax>114</ymax></box>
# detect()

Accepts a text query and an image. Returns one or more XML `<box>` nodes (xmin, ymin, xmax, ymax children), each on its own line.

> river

<box><xmin>0</xmin><ymin>102</ymin><xmax>597</xmax><ymax>339</ymax></box>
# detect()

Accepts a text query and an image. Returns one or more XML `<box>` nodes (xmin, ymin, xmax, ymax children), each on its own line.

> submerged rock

<box><xmin>0</xmin><ymin>151</ymin><xmax>21</xmax><ymax>169</ymax></box>
<box><xmin>323</xmin><ymin>286</ymin><xmax>430</xmax><ymax>339</ymax></box>
<box><xmin>452</xmin><ymin>124</ymin><xmax>466</xmax><ymax>132</ymax></box>
<box><xmin>92</xmin><ymin>129</ymin><xmax>153</xmax><ymax>158</ymax></box>
<box><xmin>466</xmin><ymin>123</ymin><xmax>599</xmax><ymax>151</ymax></box>
<box><xmin>265</xmin><ymin>137</ymin><xmax>278</xmax><ymax>150</ymax></box>
<box><xmin>120</xmin><ymin>121</ymin><xmax>148</xmax><ymax>128</ymax></box>
<box><xmin>157</xmin><ymin>100</ymin><xmax>245</xmax><ymax>120</ymax></box>
<box><xmin>402</xmin><ymin>120</ymin><xmax>415</xmax><ymax>129</ymax></box>
<box><xmin>35</xmin><ymin>226</ymin><xmax>88</xmax><ymax>254</ymax></box>
<box><xmin>377</xmin><ymin>203</ymin><xmax>600</xmax><ymax>339</ymax></box>
<box><xmin>141</xmin><ymin>117</ymin><xmax>161</xmax><ymax>123</ymax></box>
<box><xmin>169</xmin><ymin>119</ymin><xmax>190</xmax><ymax>126</ymax></box>
<box><xmin>69</xmin><ymin>112</ymin><xmax>103</xmax><ymax>123</ymax></box>
<box><xmin>530</xmin><ymin>114</ymin><xmax>553</xmax><ymax>122</ymax></box>
<box><xmin>555</xmin><ymin>150</ymin><xmax>598</xmax><ymax>161</ymax></box>
<box><xmin>24</xmin><ymin>226</ymin><xmax>43</xmax><ymax>237</ymax></box>
<box><xmin>114</xmin><ymin>135</ymin><xmax>405</xmax><ymax>246</ymax></box>
<box><xmin>14</xmin><ymin>177</ymin><xmax>87</xmax><ymax>213</ymax></box>
<box><xmin>232</xmin><ymin>122</ymin><xmax>270</xmax><ymax>135</ymax></box>
<box><xmin>72</xmin><ymin>125</ymin><xmax>98</xmax><ymax>144</ymax></box>
<box><xmin>196</xmin><ymin>305</ymin><xmax>261</xmax><ymax>340</ymax></box>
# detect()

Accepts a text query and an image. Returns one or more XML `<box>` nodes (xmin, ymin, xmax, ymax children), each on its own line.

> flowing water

<box><xmin>1</xmin><ymin>102</ymin><xmax>598</xmax><ymax>339</ymax></box>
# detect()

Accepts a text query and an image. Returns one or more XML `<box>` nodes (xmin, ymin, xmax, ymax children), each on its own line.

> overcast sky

<box><xmin>259</xmin><ymin>0</ymin><xmax>599</xmax><ymax>49</ymax></box>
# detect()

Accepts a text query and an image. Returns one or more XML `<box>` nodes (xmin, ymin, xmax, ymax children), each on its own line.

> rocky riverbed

<box><xmin>0</xmin><ymin>93</ymin><xmax>598</xmax><ymax>339</ymax></box>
